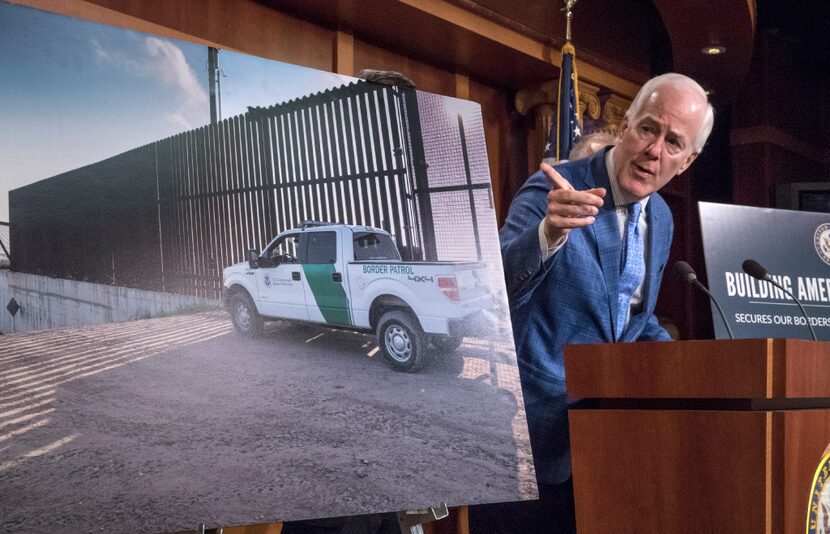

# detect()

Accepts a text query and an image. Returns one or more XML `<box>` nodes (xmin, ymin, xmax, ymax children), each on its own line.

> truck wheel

<box><xmin>377</xmin><ymin>310</ymin><xmax>426</xmax><ymax>372</ymax></box>
<box><xmin>229</xmin><ymin>293</ymin><xmax>263</xmax><ymax>338</ymax></box>
<box><xmin>429</xmin><ymin>335</ymin><xmax>463</xmax><ymax>352</ymax></box>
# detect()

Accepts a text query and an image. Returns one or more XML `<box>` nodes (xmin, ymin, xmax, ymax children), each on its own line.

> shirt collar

<box><xmin>605</xmin><ymin>147</ymin><xmax>650</xmax><ymax>212</ymax></box>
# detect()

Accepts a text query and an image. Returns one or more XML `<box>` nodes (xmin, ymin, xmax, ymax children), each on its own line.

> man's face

<box><xmin>612</xmin><ymin>85</ymin><xmax>706</xmax><ymax>201</ymax></box>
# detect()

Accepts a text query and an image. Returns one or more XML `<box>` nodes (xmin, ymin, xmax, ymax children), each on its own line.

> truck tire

<box><xmin>429</xmin><ymin>334</ymin><xmax>463</xmax><ymax>352</ymax></box>
<box><xmin>377</xmin><ymin>310</ymin><xmax>426</xmax><ymax>372</ymax></box>
<box><xmin>229</xmin><ymin>292</ymin><xmax>263</xmax><ymax>338</ymax></box>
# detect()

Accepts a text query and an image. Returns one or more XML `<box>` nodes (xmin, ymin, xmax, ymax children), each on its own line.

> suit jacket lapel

<box><xmin>586</xmin><ymin>149</ymin><xmax>623</xmax><ymax>340</ymax></box>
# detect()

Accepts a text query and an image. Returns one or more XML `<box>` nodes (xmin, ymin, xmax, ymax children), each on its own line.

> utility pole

<box><xmin>208</xmin><ymin>47</ymin><xmax>220</xmax><ymax>124</ymax></box>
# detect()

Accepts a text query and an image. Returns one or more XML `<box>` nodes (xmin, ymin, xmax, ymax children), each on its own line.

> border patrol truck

<box><xmin>222</xmin><ymin>223</ymin><xmax>495</xmax><ymax>371</ymax></box>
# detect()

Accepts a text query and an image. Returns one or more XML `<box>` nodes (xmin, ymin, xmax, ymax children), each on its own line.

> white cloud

<box><xmin>143</xmin><ymin>37</ymin><xmax>208</xmax><ymax>108</ymax></box>
<box><xmin>88</xmin><ymin>35</ymin><xmax>207</xmax><ymax>129</ymax></box>
<box><xmin>90</xmin><ymin>38</ymin><xmax>111</xmax><ymax>63</ymax></box>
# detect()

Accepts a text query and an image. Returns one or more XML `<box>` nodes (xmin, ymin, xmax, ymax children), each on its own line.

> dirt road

<box><xmin>0</xmin><ymin>312</ymin><xmax>534</xmax><ymax>533</ymax></box>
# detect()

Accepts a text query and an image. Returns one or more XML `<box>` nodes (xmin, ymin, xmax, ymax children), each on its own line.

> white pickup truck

<box><xmin>222</xmin><ymin>222</ymin><xmax>495</xmax><ymax>371</ymax></box>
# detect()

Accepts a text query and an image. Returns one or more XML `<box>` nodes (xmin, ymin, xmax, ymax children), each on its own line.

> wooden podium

<box><xmin>564</xmin><ymin>338</ymin><xmax>830</xmax><ymax>534</ymax></box>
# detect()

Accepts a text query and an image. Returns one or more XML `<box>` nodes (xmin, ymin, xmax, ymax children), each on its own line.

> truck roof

<box><xmin>297</xmin><ymin>221</ymin><xmax>388</xmax><ymax>234</ymax></box>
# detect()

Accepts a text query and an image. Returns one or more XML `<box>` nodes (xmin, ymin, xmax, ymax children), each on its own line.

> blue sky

<box><xmin>0</xmin><ymin>2</ymin><xmax>354</xmax><ymax>221</ymax></box>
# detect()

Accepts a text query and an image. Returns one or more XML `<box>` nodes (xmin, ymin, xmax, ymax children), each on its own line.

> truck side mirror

<box><xmin>247</xmin><ymin>249</ymin><xmax>260</xmax><ymax>269</ymax></box>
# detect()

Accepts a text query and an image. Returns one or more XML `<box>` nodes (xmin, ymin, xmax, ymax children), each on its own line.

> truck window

<box><xmin>265</xmin><ymin>234</ymin><xmax>299</xmax><ymax>260</ymax></box>
<box><xmin>304</xmin><ymin>231</ymin><xmax>337</xmax><ymax>264</ymax></box>
<box><xmin>353</xmin><ymin>232</ymin><xmax>401</xmax><ymax>261</ymax></box>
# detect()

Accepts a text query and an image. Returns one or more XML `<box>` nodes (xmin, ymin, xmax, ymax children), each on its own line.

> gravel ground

<box><xmin>0</xmin><ymin>312</ymin><xmax>535</xmax><ymax>533</ymax></box>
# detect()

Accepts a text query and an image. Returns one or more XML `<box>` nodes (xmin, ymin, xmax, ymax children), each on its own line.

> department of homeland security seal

<box><xmin>806</xmin><ymin>446</ymin><xmax>830</xmax><ymax>533</ymax></box>
<box><xmin>814</xmin><ymin>224</ymin><xmax>830</xmax><ymax>266</ymax></box>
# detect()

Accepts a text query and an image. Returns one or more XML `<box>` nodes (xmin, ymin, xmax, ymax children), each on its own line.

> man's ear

<box><xmin>676</xmin><ymin>151</ymin><xmax>699</xmax><ymax>176</ymax></box>
<box><xmin>616</xmin><ymin>116</ymin><xmax>629</xmax><ymax>141</ymax></box>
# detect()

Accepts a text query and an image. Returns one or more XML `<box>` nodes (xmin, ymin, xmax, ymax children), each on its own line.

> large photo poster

<box><xmin>0</xmin><ymin>3</ymin><xmax>536</xmax><ymax>532</ymax></box>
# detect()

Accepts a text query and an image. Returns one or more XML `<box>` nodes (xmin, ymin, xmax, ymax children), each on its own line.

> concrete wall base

<box><xmin>0</xmin><ymin>269</ymin><xmax>220</xmax><ymax>334</ymax></box>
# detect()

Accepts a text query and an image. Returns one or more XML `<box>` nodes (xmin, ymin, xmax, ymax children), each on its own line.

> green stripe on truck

<box><xmin>302</xmin><ymin>264</ymin><xmax>351</xmax><ymax>325</ymax></box>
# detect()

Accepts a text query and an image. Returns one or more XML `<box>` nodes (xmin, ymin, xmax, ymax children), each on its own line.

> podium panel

<box><xmin>565</xmin><ymin>339</ymin><xmax>830</xmax><ymax>534</ymax></box>
<box><xmin>570</xmin><ymin>410</ymin><xmax>770</xmax><ymax>532</ymax></box>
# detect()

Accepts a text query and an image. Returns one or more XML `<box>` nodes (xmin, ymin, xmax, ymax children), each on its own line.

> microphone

<box><xmin>741</xmin><ymin>259</ymin><xmax>769</xmax><ymax>281</ymax></box>
<box><xmin>741</xmin><ymin>259</ymin><xmax>817</xmax><ymax>341</ymax></box>
<box><xmin>674</xmin><ymin>261</ymin><xmax>734</xmax><ymax>339</ymax></box>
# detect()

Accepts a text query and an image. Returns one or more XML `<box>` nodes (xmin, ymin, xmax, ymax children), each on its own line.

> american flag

<box><xmin>543</xmin><ymin>42</ymin><xmax>581</xmax><ymax>162</ymax></box>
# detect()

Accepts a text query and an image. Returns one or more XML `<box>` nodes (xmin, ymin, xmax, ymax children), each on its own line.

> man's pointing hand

<box><xmin>541</xmin><ymin>162</ymin><xmax>607</xmax><ymax>248</ymax></box>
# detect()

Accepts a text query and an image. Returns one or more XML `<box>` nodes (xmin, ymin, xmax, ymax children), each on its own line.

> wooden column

<box><xmin>514</xmin><ymin>79</ymin><xmax>608</xmax><ymax>172</ymax></box>
<box><xmin>334</xmin><ymin>30</ymin><xmax>354</xmax><ymax>76</ymax></box>
<box><xmin>454</xmin><ymin>72</ymin><xmax>470</xmax><ymax>100</ymax></box>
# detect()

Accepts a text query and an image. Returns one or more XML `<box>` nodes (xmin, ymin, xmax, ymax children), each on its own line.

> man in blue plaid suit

<box><xmin>495</xmin><ymin>73</ymin><xmax>714</xmax><ymax>533</ymax></box>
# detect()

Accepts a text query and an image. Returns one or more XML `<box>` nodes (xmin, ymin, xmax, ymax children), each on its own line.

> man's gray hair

<box><xmin>625</xmin><ymin>73</ymin><xmax>714</xmax><ymax>153</ymax></box>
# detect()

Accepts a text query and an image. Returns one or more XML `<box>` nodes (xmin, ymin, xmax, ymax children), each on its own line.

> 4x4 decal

<box><xmin>408</xmin><ymin>275</ymin><xmax>435</xmax><ymax>284</ymax></box>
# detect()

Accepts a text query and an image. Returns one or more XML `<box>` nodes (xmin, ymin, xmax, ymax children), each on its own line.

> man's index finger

<box><xmin>540</xmin><ymin>162</ymin><xmax>574</xmax><ymax>191</ymax></box>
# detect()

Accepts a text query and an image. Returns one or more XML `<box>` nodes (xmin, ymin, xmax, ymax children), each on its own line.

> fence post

<box><xmin>400</xmin><ymin>88</ymin><xmax>437</xmax><ymax>261</ymax></box>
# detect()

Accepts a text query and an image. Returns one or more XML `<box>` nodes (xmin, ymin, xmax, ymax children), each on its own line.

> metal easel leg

<box><xmin>396</xmin><ymin>503</ymin><xmax>449</xmax><ymax>534</ymax></box>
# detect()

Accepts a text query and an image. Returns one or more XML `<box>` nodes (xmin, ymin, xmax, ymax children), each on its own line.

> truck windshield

<box><xmin>353</xmin><ymin>232</ymin><xmax>401</xmax><ymax>261</ymax></box>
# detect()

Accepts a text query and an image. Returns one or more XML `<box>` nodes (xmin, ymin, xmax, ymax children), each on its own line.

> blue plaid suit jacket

<box><xmin>500</xmin><ymin>147</ymin><xmax>673</xmax><ymax>485</ymax></box>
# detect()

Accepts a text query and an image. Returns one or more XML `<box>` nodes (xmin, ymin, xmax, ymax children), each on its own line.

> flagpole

<box><xmin>542</xmin><ymin>0</ymin><xmax>580</xmax><ymax>164</ymax></box>
<box><xmin>564</xmin><ymin>0</ymin><xmax>577</xmax><ymax>42</ymax></box>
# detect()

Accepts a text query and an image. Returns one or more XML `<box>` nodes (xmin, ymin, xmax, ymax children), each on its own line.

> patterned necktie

<box><xmin>617</xmin><ymin>202</ymin><xmax>644</xmax><ymax>341</ymax></box>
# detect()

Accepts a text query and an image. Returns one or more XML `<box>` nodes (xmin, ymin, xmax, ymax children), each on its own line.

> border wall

<box><xmin>10</xmin><ymin>82</ymin><xmax>497</xmax><ymax>300</ymax></box>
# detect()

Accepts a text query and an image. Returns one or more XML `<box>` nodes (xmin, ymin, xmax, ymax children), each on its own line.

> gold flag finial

<box><xmin>563</xmin><ymin>0</ymin><xmax>577</xmax><ymax>42</ymax></box>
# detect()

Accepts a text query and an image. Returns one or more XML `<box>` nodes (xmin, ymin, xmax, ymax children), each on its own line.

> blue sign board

<box><xmin>700</xmin><ymin>202</ymin><xmax>830</xmax><ymax>340</ymax></box>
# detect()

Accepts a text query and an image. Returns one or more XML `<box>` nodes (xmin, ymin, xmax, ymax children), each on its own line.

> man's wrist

<box><xmin>538</xmin><ymin>220</ymin><xmax>567</xmax><ymax>262</ymax></box>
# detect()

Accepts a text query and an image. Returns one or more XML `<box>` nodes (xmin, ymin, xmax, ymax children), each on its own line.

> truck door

<box><xmin>256</xmin><ymin>233</ymin><xmax>308</xmax><ymax>320</ymax></box>
<box><xmin>300</xmin><ymin>230</ymin><xmax>351</xmax><ymax>326</ymax></box>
